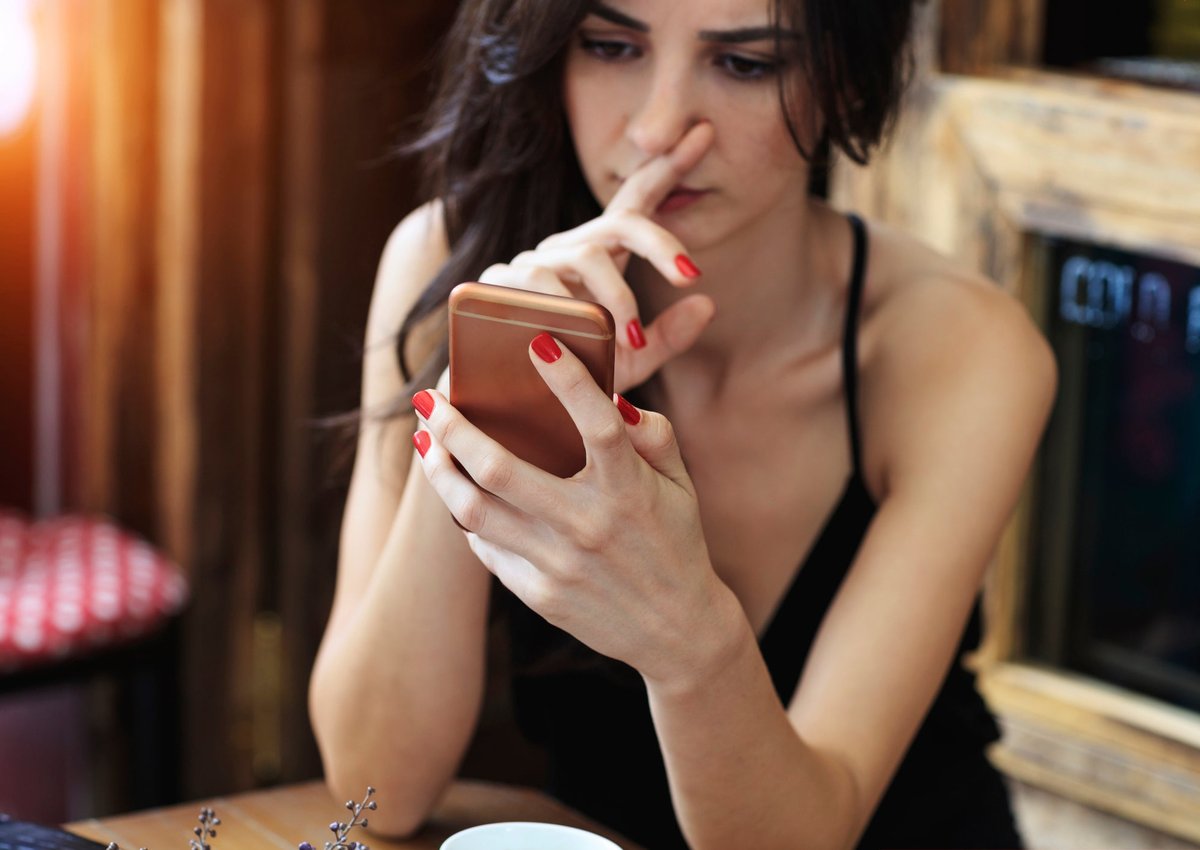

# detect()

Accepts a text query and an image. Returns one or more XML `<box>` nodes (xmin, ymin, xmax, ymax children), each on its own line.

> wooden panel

<box><xmin>85</xmin><ymin>0</ymin><xmax>161</xmax><ymax>532</ymax></box>
<box><xmin>156</xmin><ymin>0</ymin><xmax>202</xmax><ymax>569</ymax></box>
<box><xmin>178</xmin><ymin>0</ymin><xmax>277</xmax><ymax>797</ymax></box>
<box><xmin>983</xmin><ymin>664</ymin><xmax>1200</xmax><ymax>842</ymax></box>
<box><xmin>835</xmin><ymin>72</ymin><xmax>1200</xmax><ymax>272</ymax></box>
<box><xmin>275</xmin><ymin>0</ymin><xmax>458</xmax><ymax>784</ymax></box>
<box><xmin>940</xmin><ymin>0</ymin><xmax>1045</xmax><ymax>74</ymax></box>
<box><xmin>57</xmin><ymin>1</ymin><xmax>98</xmax><ymax>514</ymax></box>
<box><xmin>275</xmin><ymin>0</ymin><xmax>324</xmax><ymax>783</ymax></box>
<box><xmin>0</xmin><ymin>102</ymin><xmax>36</xmax><ymax>508</ymax></box>
<box><xmin>56</xmin><ymin>0</ymin><xmax>459</xmax><ymax>799</ymax></box>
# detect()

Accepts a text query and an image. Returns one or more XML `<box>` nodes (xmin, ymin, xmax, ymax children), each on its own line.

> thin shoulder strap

<box><xmin>843</xmin><ymin>213</ymin><xmax>869</xmax><ymax>475</ymax></box>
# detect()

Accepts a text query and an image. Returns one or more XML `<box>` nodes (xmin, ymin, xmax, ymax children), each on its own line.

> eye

<box><xmin>579</xmin><ymin>36</ymin><xmax>642</xmax><ymax>61</ymax></box>
<box><xmin>718</xmin><ymin>54</ymin><xmax>780</xmax><ymax>81</ymax></box>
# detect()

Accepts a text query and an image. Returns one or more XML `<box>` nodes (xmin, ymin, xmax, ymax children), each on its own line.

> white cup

<box><xmin>439</xmin><ymin>821</ymin><xmax>624</xmax><ymax>850</ymax></box>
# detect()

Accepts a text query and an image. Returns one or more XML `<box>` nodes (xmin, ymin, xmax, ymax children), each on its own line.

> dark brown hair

<box><xmin>391</xmin><ymin>0</ymin><xmax>919</xmax><ymax>399</ymax></box>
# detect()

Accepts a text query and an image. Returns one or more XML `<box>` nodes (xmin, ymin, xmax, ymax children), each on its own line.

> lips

<box><xmin>656</xmin><ymin>187</ymin><xmax>710</xmax><ymax>214</ymax></box>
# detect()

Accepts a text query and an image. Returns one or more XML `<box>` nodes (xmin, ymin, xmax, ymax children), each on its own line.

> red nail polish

<box><xmin>412</xmin><ymin>390</ymin><xmax>435</xmax><ymax>419</ymax></box>
<box><xmin>675</xmin><ymin>254</ymin><xmax>702</xmax><ymax>279</ymax></box>
<box><xmin>616</xmin><ymin>394</ymin><xmax>641</xmax><ymax>426</ymax></box>
<box><xmin>626</xmin><ymin>319</ymin><xmax>647</xmax><ymax>350</ymax></box>
<box><xmin>413</xmin><ymin>430</ymin><xmax>431</xmax><ymax>458</ymax></box>
<box><xmin>531</xmin><ymin>332</ymin><xmax>562</xmax><ymax>363</ymax></box>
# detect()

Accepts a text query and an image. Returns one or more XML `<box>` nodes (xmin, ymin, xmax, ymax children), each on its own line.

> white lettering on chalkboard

<box><xmin>1059</xmin><ymin>255</ymin><xmax>1189</xmax><ymax>346</ymax></box>
<box><xmin>1060</xmin><ymin>257</ymin><xmax>1135</xmax><ymax>329</ymax></box>
<box><xmin>1188</xmin><ymin>287</ymin><xmax>1200</xmax><ymax>354</ymax></box>
<box><xmin>1132</xmin><ymin>273</ymin><xmax>1170</xmax><ymax>343</ymax></box>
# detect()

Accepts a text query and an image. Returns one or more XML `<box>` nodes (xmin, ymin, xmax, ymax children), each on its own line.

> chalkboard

<box><xmin>1034</xmin><ymin>236</ymin><xmax>1200</xmax><ymax>710</ymax></box>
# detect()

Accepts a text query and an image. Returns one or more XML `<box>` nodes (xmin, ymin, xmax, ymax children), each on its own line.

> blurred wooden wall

<box><xmin>57</xmin><ymin>0</ymin><xmax>455</xmax><ymax>800</ymax></box>
<box><xmin>0</xmin><ymin>57</ymin><xmax>36</xmax><ymax>509</ymax></box>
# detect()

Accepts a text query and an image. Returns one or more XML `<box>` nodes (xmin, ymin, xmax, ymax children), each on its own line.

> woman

<box><xmin>309</xmin><ymin>1</ymin><xmax>1057</xmax><ymax>848</ymax></box>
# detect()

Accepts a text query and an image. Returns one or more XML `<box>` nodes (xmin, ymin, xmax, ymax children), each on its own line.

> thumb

<box><xmin>614</xmin><ymin>398</ymin><xmax>692</xmax><ymax>489</ymax></box>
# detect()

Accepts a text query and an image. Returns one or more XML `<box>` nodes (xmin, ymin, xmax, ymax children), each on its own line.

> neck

<box><xmin>631</xmin><ymin>198</ymin><xmax>851</xmax><ymax>404</ymax></box>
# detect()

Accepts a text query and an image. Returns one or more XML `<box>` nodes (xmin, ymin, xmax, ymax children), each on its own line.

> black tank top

<box><xmin>506</xmin><ymin>214</ymin><xmax>1023</xmax><ymax>849</ymax></box>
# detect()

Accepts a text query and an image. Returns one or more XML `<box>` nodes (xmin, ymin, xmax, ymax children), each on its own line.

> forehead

<box><xmin>589</xmin><ymin>0</ymin><xmax>779</xmax><ymax>27</ymax></box>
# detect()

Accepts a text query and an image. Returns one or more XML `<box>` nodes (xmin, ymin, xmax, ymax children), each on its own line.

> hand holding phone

<box><xmin>449</xmin><ymin>282</ymin><xmax>615</xmax><ymax>478</ymax></box>
<box><xmin>474</xmin><ymin>122</ymin><xmax>717</xmax><ymax>395</ymax></box>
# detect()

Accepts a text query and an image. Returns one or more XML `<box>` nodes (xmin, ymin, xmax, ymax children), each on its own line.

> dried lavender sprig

<box><xmin>188</xmin><ymin>807</ymin><xmax>221</xmax><ymax>850</ymax></box>
<box><xmin>101</xmin><ymin>807</ymin><xmax>216</xmax><ymax>850</ymax></box>
<box><xmin>105</xmin><ymin>841</ymin><xmax>147</xmax><ymax>850</ymax></box>
<box><xmin>298</xmin><ymin>787</ymin><xmax>376</xmax><ymax>850</ymax></box>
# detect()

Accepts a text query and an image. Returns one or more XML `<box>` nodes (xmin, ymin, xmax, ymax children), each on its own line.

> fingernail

<box><xmin>412</xmin><ymin>390</ymin><xmax>435</xmax><ymax>419</ymax></box>
<box><xmin>413</xmin><ymin>430</ymin><xmax>431</xmax><ymax>458</ymax></box>
<box><xmin>626</xmin><ymin>319</ymin><xmax>647</xmax><ymax>349</ymax></box>
<box><xmin>675</xmin><ymin>254</ymin><xmax>702</xmax><ymax>279</ymax></box>
<box><xmin>616</xmin><ymin>394</ymin><xmax>641</xmax><ymax>426</ymax></box>
<box><xmin>531</xmin><ymin>332</ymin><xmax>562</xmax><ymax>363</ymax></box>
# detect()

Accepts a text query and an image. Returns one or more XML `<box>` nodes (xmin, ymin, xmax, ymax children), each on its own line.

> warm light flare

<box><xmin>0</xmin><ymin>0</ymin><xmax>38</xmax><ymax>136</ymax></box>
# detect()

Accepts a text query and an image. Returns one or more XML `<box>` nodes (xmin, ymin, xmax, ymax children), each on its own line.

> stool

<box><xmin>0</xmin><ymin>510</ymin><xmax>188</xmax><ymax>816</ymax></box>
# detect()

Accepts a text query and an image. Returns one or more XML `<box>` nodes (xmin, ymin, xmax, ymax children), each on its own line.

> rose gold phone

<box><xmin>449</xmin><ymin>282</ymin><xmax>616</xmax><ymax>478</ymax></box>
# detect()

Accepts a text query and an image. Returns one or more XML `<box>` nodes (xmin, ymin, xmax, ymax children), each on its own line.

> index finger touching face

<box><xmin>606</xmin><ymin>122</ymin><xmax>715</xmax><ymax>216</ymax></box>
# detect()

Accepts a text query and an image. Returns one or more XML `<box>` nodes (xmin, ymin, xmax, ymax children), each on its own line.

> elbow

<box><xmin>307</xmin><ymin>648</ymin><xmax>338</xmax><ymax>767</ymax></box>
<box><xmin>310</xmin><ymin>716</ymin><xmax>438</xmax><ymax>838</ymax></box>
<box><xmin>811</xmin><ymin>748</ymin><xmax>868</xmax><ymax>850</ymax></box>
<box><xmin>318</xmin><ymin>772</ymin><xmax>431</xmax><ymax>841</ymax></box>
<box><xmin>309</xmin><ymin>669</ymin><xmax>444</xmax><ymax>839</ymax></box>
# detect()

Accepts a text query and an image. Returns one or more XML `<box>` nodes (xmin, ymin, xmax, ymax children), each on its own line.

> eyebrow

<box><xmin>585</xmin><ymin>2</ymin><xmax>803</xmax><ymax>44</ymax></box>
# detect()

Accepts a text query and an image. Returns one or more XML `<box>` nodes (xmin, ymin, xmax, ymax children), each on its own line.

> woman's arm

<box><xmin>644</xmin><ymin>280</ymin><xmax>1058</xmax><ymax>850</ymax></box>
<box><xmin>309</xmin><ymin>202</ymin><xmax>493</xmax><ymax>836</ymax></box>
<box><xmin>315</xmin><ymin>123</ymin><xmax>714</xmax><ymax>833</ymax></box>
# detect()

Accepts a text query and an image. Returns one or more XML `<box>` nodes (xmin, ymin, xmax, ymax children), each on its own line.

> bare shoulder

<box><xmin>857</xmin><ymin>220</ymin><xmax>1059</xmax><ymax>499</ymax></box>
<box><xmin>366</xmin><ymin>199</ymin><xmax>450</xmax><ymax>345</ymax></box>
<box><xmin>354</xmin><ymin>200</ymin><xmax>451</xmax><ymax>484</ymax></box>
<box><xmin>358</xmin><ymin>199</ymin><xmax>450</xmax><ymax>441</ymax></box>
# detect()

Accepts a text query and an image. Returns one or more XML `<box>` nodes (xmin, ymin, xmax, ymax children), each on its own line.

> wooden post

<box><xmin>939</xmin><ymin>0</ymin><xmax>1045</xmax><ymax>74</ymax></box>
<box><xmin>86</xmin><ymin>0</ymin><xmax>161</xmax><ymax>532</ymax></box>
<box><xmin>275</xmin><ymin>0</ymin><xmax>458</xmax><ymax>784</ymax></box>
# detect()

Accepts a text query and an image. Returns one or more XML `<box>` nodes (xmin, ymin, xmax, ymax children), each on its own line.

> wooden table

<box><xmin>69</xmin><ymin>781</ymin><xmax>644</xmax><ymax>850</ymax></box>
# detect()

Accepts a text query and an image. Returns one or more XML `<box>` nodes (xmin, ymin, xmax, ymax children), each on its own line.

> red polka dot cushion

<box><xmin>0</xmin><ymin>510</ymin><xmax>188</xmax><ymax>673</ymax></box>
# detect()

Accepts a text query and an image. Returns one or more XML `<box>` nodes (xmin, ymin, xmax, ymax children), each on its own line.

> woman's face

<box><xmin>562</xmin><ymin>0</ymin><xmax>816</xmax><ymax>252</ymax></box>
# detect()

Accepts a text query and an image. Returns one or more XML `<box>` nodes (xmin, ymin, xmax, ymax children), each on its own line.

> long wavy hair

<box><xmin>388</xmin><ymin>0</ymin><xmax>919</xmax><ymax>403</ymax></box>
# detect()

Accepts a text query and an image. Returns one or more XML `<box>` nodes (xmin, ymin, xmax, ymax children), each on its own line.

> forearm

<box><xmin>310</xmin><ymin>473</ymin><xmax>491</xmax><ymax>834</ymax></box>
<box><xmin>644</xmin><ymin>588</ymin><xmax>861</xmax><ymax>850</ymax></box>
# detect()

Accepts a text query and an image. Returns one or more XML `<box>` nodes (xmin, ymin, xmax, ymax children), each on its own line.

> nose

<box><xmin>625</xmin><ymin>65</ymin><xmax>701</xmax><ymax>158</ymax></box>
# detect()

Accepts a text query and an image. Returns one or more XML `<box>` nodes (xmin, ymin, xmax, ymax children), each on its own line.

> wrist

<box><xmin>644</xmin><ymin>577</ymin><xmax>756</xmax><ymax>699</ymax></box>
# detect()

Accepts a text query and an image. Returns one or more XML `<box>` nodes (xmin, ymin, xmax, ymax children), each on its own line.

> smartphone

<box><xmin>449</xmin><ymin>281</ymin><xmax>616</xmax><ymax>478</ymax></box>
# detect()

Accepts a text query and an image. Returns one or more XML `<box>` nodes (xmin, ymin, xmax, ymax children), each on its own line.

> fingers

<box><xmin>463</xmin><ymin>532</ymin><xmax>546</xmax><ymax>611</ymax></box>
<box><xmin>478</xmin><ymin>262</ymin><xmax>573</xmax><ymax>298</ymax></box>
<box><xmin>607</xmin><ymin>121</ymin><xmax>715</xmax><ymax>215</ymax></box>
<box><xmin>536</xmin><ymin>122</ymin><xmax>713</xmax><ymax>287</ymax></box>
<box><xmin>537</xmin><ymin>213</ymin><xmax>702</xmax><ymax>290</ymax></box>
<box><xmin>611</xmin><ymin>394</ymin><xmax>692</xmax><ymax>490</ymax></box>
<box><xmin>512</xmin><ymin>244</ymin><xmax>643</xmax><ymax>350</ymax></box>
<box><xmin>619</xmin><ymin>294</ymin><xmax>717</xmax><ymax>389</ymax></box>
<box><xmin>412</xmin><ymin>389</ymin><xmax>564</xmax><ymax>522</ymax></box>
<box><xmin>412</xmin><ymin>425</ymin><xmax>542</xmax><ymax>549</ymax></box>
<box><xmin>527</xmin><ymin>333</ymin><xmax>639</xmax><ymax>482</ymax></box>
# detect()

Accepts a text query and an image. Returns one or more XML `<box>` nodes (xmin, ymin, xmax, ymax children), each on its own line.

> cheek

<box><xmin>561</xmin><ymin>68</ymin><xmax>600</xmax><ymax>169</ymax></box>
<box><xmin>721</xmin><ymin>100</ymin><xmax>808</xmax><ymax>182</ymax></box>
<box><xmin>563</xmin><ymin>63</ymin><xmax>611</xmax><ymax>196</ymax></box>
<box><xmin>726</xmin><ymin>78</ymin><xmax>818</xmax><ymax>183</ymax></box>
